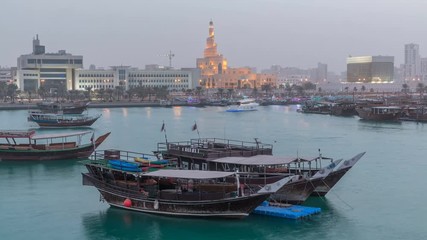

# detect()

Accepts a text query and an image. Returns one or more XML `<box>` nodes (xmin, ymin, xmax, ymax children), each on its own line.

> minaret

<box><xmin>204</xmin><ymin>20</ymin><xmax>218</xmax><ymax>58</ymax></box>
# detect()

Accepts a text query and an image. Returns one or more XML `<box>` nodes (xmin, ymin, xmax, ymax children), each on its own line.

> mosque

<box><xmin>196</xmin><ymin>21</ymin><xmax>276</xmax><ymax>89</ymax></box>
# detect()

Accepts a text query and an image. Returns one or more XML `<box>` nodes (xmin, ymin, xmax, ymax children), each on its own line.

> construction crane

<box><xmin>160</xmin><ymin>50</ymin><xmax>175</xmax><ymax>68</ymax></box>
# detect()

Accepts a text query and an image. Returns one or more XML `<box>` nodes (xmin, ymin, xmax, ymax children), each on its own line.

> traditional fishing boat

<box><xmin>208</xmin><ymin>155</ymin><xmax>343</xmax><ymax>204</ymax></box>
<box><xmin>37</xmin><ymin>101</ymin><xmax>90</xmax><ymax>114</ymax></box>
<box><xmin>0</xmin><ymin>130</ymin><xmax>110</xmax><ymax>161</ymax></box>
<box><xmin>400</xmin><ymin>106</ymin><xmax>427</xmax><ymax>122</ymax></box>
<box><xmin>82</xmin><ymin>153</ymin><xmax>292</xmax><ymax>218</ymax></box>
<box><xmin>330</xmin><ymin>101</ymin><xmax>357</xmax><ymax>116</ymax></box>
<box><xmin>355</xmin><ymin>105</ymin><xmax>402</xmax><ymax>121</ymax></box>
<box><xmin>297</xmin><ymin>101</ymin><xmax>332</xmax><ymax>114</ymax></box>
<box><xmin>28</xmin><ymin>111</ymin><xmax>101</xmax><ymax>128</ymax></box>
<box><xmin>157</xmin><ymin>138</ymin><xmax>365</xmax><ymax>202</ymax></box>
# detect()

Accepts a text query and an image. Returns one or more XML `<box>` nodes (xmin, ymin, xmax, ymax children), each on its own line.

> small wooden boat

<box><xmin>0</xmin><ymin>130</ymin><xmax>110</xmax><ymax>161</ymax></box>
<box><xmin>400</xmin><ymin>106</ymin><xmax>427</xmax><ymax>122</ymax></box>
<box><xmin>28</xmin><ymin>111</ymin><xmax>101</xmax><ymax>128</ymax></box>
<box><xmin>37</xmin><ymin>101</ymin><xmax>90</xmax><ymax>114</ymax></box>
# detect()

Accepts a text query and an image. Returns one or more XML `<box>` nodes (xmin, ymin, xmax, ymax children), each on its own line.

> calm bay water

<box><xmin>0</xmin><ymin>106</ymin><xmax>426</xmax><ymax>239</ymax></box>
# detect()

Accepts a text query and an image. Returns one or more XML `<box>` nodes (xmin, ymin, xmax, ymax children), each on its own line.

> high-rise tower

<box><xmin>404</xmin><ymin>43</ymin><xmax>421</xmax><ymax>79</ymax></box>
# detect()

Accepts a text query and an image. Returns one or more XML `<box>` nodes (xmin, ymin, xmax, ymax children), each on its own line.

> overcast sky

<box><xmin>1</xmin><ymin>0</ymin><xmax>426</xmax><ymax>72</ymax></box>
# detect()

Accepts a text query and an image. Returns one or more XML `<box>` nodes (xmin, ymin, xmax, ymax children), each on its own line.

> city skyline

<box><xmin>1</xmin><ymin>0</ymin><xmax>427</xmax><ymax>72</ymax></box>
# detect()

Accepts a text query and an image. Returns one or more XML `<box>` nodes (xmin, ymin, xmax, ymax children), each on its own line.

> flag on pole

<box><xmin>192</xmin><ymin>123</ymin><xmax>198</xmax><ymax>131</ymax></box>
<box><xmin>160</xmin><ymin>122</ymin><xmax>165</xmax><ymax>132</ymax></box>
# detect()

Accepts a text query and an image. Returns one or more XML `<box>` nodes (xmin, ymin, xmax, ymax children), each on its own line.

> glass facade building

<box><xmin>347</xmin><ymin>56</ymin><xmax>394</xmax><ymax>83</ymax></box>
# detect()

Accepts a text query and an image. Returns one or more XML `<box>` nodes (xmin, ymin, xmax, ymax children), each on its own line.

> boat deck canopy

<box><xmin>210</xmin><ymin>155</ymin><xmax>320</xmax><ymax>166</ymax></box>
<box><xmin>143</xmin><ymin>169</ymin><xmax>235</xmax><ymax>179</ymax></box>
<box><xmin>31</xmin><ymin>131</ymin><xmax>93</xmax><ymax>140</ymax></box>
<box><xmin>0</xmin><ymin>130</ymin><xmax>36</xmax><ymax>138</ymax></box>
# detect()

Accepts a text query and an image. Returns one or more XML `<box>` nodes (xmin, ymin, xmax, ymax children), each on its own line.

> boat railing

<box><xmin>91</xmin><ymin>149</ymin><xmax>161</xmax><ymax>162</ymax></box>
<box><xmin>157</xmin><ymin>138</ymin><xmax>273</xmax><ymax>157</ymax></box>
<box><xmin>90</xmin><ymin>149</ymin><xmax>178</xmax><ymax>168</ymax></box>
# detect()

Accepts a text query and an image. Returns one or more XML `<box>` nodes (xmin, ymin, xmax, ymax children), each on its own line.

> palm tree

<box><xmin>285</xmin><ymin>83</ymin><xmax>292</xmax><ymax>96</ymax></box>
<box><xmin>251</xmin><ymin>87</ymin><xmax>258</xmax><ymax>98</ymax></box>
<box><xmin>416</xmin><ymin>83</ymin><xmax>425</xmax><ymax>100</ymax></box>
<box><xmin>7</xmin><ymin>84</ymin><xmax>18</xmax><ymax>103</ymax></box>
<box><xmin>195</xmin><ymin>86</ymin><xmax>203</xmax><ymax>97</ymax></box>
<box><xmin>402</xmin><ymin>83</ymin><xmax>409</xmax><ymax>94</ymax></box>
<box><xmin>106</xmin><ymin>88</ymin><xmax>114</xmax><ymax>102</ymax></box>
<box><xmin>0</xmin><ymin>82</ymin><xmax>7</xmax><ymax>101</ymax></box>
<box><xmin>115</xmin><ymin>86</ymin><xmax>124</xmax><ymax>101</ymax></box>
<box><xmin>261</xmin><ymin>84</ymin><xmax>271</xmax><ymax>96</ymax></box>
<box><xmin>217</xmin><ymin>88</ymin><xmax>224</xmax><ymax>99</ymax></box>
<box><xmin>227</xmin><ymin>88</ymin><xmax>234</xmax><ymax>99</ymax></box>
<box><xmin>85</xmin><ymin>87</ymin><xmax>93</xmax><ymax>101</ymax></box>
<box><xmin>38</xmin><ymin>86</ymin><xmax>48</xmax><ymax>101</ymax></box>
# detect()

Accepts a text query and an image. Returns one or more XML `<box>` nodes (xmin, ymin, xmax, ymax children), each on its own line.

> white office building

<box><xmin>17</xmin><ymin>35</ymin><xmax>83</xmax><ymax>92</ymax></box>
<box><xmin>75</xmin><ymin>65</ymin><xmax>198</xmax><ymax>91</ymax></box>
<box><xmin>0</xmin><ymin>67</ymin><xmax>15</xmax><ymax>83</ymax></box>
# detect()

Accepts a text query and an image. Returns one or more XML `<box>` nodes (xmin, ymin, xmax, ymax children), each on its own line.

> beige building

<box><xmin>197</xmin><ymin>21</ymin><xmax>276</xmax><ymax>89</ymax></box>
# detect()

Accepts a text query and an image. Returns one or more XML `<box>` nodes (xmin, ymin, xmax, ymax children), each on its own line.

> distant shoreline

<box><xmin>0</xmin><ymin>101</ymin><xmax>173</xmax><ymax>110</ymax></box>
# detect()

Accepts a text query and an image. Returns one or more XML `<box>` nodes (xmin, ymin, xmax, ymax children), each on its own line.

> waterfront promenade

<box><xmin>0</xmin><ymin>100</ymin><xmax>168</xmax><ymax>110</ymax></box>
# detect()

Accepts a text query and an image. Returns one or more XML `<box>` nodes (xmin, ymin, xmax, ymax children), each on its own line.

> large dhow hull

<box><xmin>356</xmin><ymin>108</ymin><xmax>401</xmax><ymax>121</ymax></box>
<box><xmin>311</xmin><ymin>152</ymin><xmax>366</xmax><ymax>196</ymax></box>
<box><xmin>0</xmin><ymin>132</ymin><xmax>110</xmax><ymax>161</ymax></box>
<box><xmin>269</xmin><ymin>177</ymin><xmax>324</xmax><ymax>204</ymax></box>
<box><xmin>83</xmin><ymin>173</ymin><xmax>270</xmax><ymax>218</ymax></box>
<box><xmin>30</xmin><ymin>116</ymin><xmax>100</xmax><ymax>128</ymax></box>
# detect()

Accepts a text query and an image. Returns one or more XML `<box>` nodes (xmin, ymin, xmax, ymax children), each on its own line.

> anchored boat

<box><xmin>82</xmin><ymin>153</ymin><xmax>292</xmax><ymax>218</ymax></box>
<box><xmin>0</xmin><ymin>130</ymin><xmax>110</xmax><ymax>161</ymax></box>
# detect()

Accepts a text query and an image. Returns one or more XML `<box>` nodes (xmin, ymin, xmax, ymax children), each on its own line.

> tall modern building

<box><xmin>17</xmin><ymin>35</ymin><xmax>83</xmax><ymax>92</ymax></box>
<box><xmin>404</xmin><ymin>43</ymin><xmax>421</xmax><ymax>80</ymax></box>
<box><xmin>347</xmin><ymin>56</ymin><xmax>394</xmax><ymax>83</ymax></box>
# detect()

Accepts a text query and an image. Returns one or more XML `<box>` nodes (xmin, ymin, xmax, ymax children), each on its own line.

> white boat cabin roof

<box><xmin>31</xmin><ymin>131</ymin><xmax>93</xmax><ymax>140</ymax></box>
<box><xmin>210</xmin><ymin>155</ymin><xmax>319</xmax><ymax>166</ymax></box>
<box><xmin>0</xmin><ymin>130</ymin><xmax>36</xmax><ymax>138</ymax></box>
<box><xmin>143</xmin><ymin>169</ymin><xmax>235</xmax><ymax>179</ymax></box>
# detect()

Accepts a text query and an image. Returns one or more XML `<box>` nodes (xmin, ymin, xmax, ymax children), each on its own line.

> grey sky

<box><xmin>1</xmin><ymin>0</ymin><xmax>426</xmax><ymax>72</ymax></box>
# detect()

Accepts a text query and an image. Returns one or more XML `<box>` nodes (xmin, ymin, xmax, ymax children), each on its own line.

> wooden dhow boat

<box><xmin>207</xmin><ymin>155</ymin><xmax>343</xmax><ymax>204</ymax></box>
<box><xmin>156</xmin><ymin>138</ymin><xmax>366</xmax><ymax>202</ymax></box>
<box><xmin>28</xmin><ymin>111</ymin><xmax>101</xmax><ymax>128</ymax></box>
<box><xmin>37</xmin><ymin>101</ymin><xmax>90</xmax><ymax>114</ymax></box>
<box><xmin>82</xmin><ymin>154</ymin><xmax>293</xmax><ymax>218</ymax></box>
<box><xmin>0</xmin><ymin>130</ymin><xmax>110</xmax><ymax>161</ymax></box>
<box><xmin>355</xmin><ymin>105</ymin><xmax>402</xmax><ymax>121</ymax></box>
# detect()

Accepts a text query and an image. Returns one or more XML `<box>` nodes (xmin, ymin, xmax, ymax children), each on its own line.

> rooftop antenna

<box><xmin>160</xmin><ymin>50</ymin><xmax>175</xmax><ymax>68</ymax></box>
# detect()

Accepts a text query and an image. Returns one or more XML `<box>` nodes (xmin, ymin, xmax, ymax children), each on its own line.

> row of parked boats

<box><xmin>2</xmin><ymin>100</ymin><xmax>367</xmax><ymax>219</ymax></box>
<box><xmin>298</xmin><ymin>99</ymin><xmax>427</xmax><ymax>122</ymax></box>
<box><xmin>82</xmin><ymin>137</ymin><xmax>365</xmax><ymax>218</ymax></box>
<box><xmin>0</xmin><ymin>129</ymin><xmax>365</xmax><ymax>218</ymax></box>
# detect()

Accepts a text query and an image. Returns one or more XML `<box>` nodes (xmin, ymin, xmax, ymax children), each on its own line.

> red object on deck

<box><xmin>123</xmin><ymin>198</ymin><xmax>132</xmax><ymax>207</ymax></box>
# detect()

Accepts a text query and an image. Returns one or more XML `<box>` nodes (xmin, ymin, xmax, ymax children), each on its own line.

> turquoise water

<box><xmin>0</xmin><ymin>106</ymin><xmax>426</xmax><ymax>239</ymax></box>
